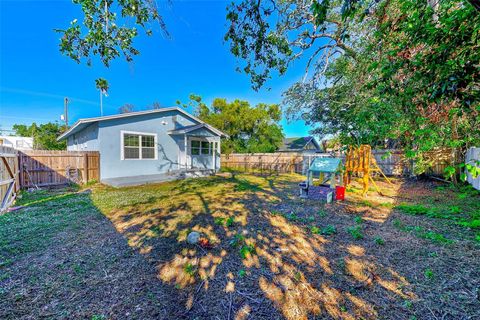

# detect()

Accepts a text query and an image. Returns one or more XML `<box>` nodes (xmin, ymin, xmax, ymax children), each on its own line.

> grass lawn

<box><xmin>1</xmin><ymin>173</ymin><xmax>479</xmax><ymax>319</ymax></box>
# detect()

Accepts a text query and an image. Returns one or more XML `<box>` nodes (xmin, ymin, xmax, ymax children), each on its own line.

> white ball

<box><xmin>187</xmin><ymin>231</ymin><xmax>200</xmax><ymax>244</ymax></box>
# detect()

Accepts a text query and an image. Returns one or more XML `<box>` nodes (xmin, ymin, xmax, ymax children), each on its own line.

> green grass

<box><xmin>0</xmin><ymin>190</ymin><xmax>98</xmax><ymax>261</ymax></box>
<box><xmin>320</xmin><ymin>225</ymin><xmax>337</xmax><ymax>235</ymax></box>
<box><xmin>392</xmin><ymin>219</ymin><xmax>453</xmax><ymax>244</ymax></box>
<box><xmin>374</xmin><ymin>236</ymin><xmax>385</xmax><ymax>245</ymax></box>
<box><xmin>424</xmin><ymin>268</ymin><xmax>434</xmax><ymax>280</ymax></box>
<box><xmin>395</xmin><ymin>184</ymin><xmax>480</xmax><ymax>236</ymax></box>
<box><xmin>239</xmin><ymin>244</ymin><xmax>256</xmax><ymax>259</ymax></box>
<box><xmin>183</xmin><ymin>263</ymin><xmax>197</xmax><ymax>276</ymax></box>
<box><xmin>346</xmin><ymin>225</ymin><xmax>364</xmax><ymax>240</ymax></box>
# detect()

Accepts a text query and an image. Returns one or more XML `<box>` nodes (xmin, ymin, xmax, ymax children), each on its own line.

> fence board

<box><xmin>0</xmin><ymin>146</ymin><xmax>19</xmax><ymax>212</ymax></box>
<box><xmin>19</xmin><ymin>150</ymin><xmax>100</xmax><ymax>188</ymax></box>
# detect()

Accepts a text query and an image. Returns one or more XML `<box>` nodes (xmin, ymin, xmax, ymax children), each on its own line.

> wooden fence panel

<box><xmin>19</xmin><ymin>150</ymin><xmax>100</xmax><ymax>188</ymax></box>
<box><xmin>0</xmin><ymin>146</ymin><xmax>19</xmax><ymax>212</ymax></box>
<box><xmin>221</xmin><ymin>149</ymin><xmax>460</xmax><ymax>177</ymax></box>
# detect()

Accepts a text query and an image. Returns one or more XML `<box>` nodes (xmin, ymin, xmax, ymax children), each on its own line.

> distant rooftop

<box><xmin>278</xmin><ymin>136</ymin><xmax>321</xmax><ymax>152</ymax></box>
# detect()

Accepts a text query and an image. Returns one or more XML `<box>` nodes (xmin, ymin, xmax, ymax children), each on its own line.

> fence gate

<box><xmin>19</xmin><ymin>150</ymin><xmax>100</xmax><ymax>188</ymax></box>
<box><xmin>0</xmin><ymin>146</ymin><xmax>19</xmax><ymax>212</ymax></box>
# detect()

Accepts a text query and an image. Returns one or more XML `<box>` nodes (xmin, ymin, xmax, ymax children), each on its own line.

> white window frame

<box><xmin>120</xmin><ymin>130</ymin><xmax>158</xmax><ymax>160</ymax></box>
<box><xmin>190</xmin><ymin>138</ymin><xmax>214</xmax><ymax>156</ymax></box>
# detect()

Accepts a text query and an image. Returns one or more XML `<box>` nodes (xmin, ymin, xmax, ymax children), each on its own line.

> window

<box><xmin>190</xmin><ymin>140</ymin><xmax>213</xmax><ymax>155</ymax></box>
<box><xmin>122</xmin><ymin>132</ymin><xmax>156</xmax><ymax>160</ymax></box>
<box><xmin>191</xmin><ymin>140</ymin><xmax>200</xmax><ymax>155</ymax></box>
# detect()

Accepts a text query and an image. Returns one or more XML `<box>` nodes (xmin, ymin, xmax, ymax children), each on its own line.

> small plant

<box><xmin>238</xmin><ymin>269</ymin><xmax>247</xmax><ymax>277</ymax></box>
<box><xmin>317</xmin><ymin>209</ymin><xmax>327</xmax><ymax>218</ymax></box>
<box><xmin>396</xmin><ymin>204</ymin><xmax>430</xmax><ymax>215</ymax></box>
<box><xmin>374</xmin><ymin>236</ymin><xmax>385</xmax><ymax>245</ymax></box>
<box><xmin>229</xmin><ymin>234</ymin><xmax>246</xmax><ymax>248</ymax></box>
<box><xmin>270</xmin><ymin>210</ymin><xmax>280</xmax><ymax>216</ymax></box>
<box><xmin>293</xmin><ymin>271</ymin><xmax>302</xmax><ymax>281</ymax></box>
<box><xmin>347</xmin><ymin>226</ymin><xmax>364</xmax><ymax>240</ymax></box>
<box><xmin>307</xmin><ymin>216</ymin><xmax>315</xmax><ymax>223</ymax></box>
<box><xmin>183</xmin><ymin>263</ymin><xmax>197</xmax><ymax>276</ymax></box>
<box><xmin>424</xmin><ymin>268</ymin><xmax>434</xmax><ymax>280</ymax></box>
<box><xmin>403</xmin><ymin>300</ymin><xmax>413</xmax><ymax>309</ymax></box>
<box><xmin>214</xmin><ymin>217</ymin><xmax>225</xmax><ymax>226</ymax></box>
<box><xmin>310</xmin><ymin>226</ymin><xmax>321</xmax><ymax>234</ymax></box>
<box><xmin>239</xmin><ymin>244</ymin><xmax>256</xmax><ymax>259</ymax></box>
<box><xmin>285</xmin><ymin>212</ymin><xmax>298</xmax><ymax>221</ymax></box>
<box><xmin>392</xmin><ymin>219</ymin><xmax>403</xmax><ymax>229</ymax></box>
<box><xmin>354</xmin><ymin>216</ymin><xmax>363</xmax><ymax>224</ymax></box>
<box><xmin>321</xmin><ymin>225</ymin><xmax>337</xmax><ymax>235</ymax></box>
<box><xmin>475</xmin><ymin>233</ymin><xmax>480</xmax><ymax>243</ymax></box>
<box><xmin>226</xmin><ymin>217</ymin><xmax>235</xmax><ymax>227</ymax></box>
<box><xmin>449</xmin><ymin>206</ymin><xmax>461</xmax><ymax>214</ymax></box>
<box><xmin>91</xmin><ymin>315</ymin><xmax>106</xmax><ymax>320</ymax></box>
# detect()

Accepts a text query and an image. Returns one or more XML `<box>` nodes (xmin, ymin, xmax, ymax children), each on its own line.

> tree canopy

<box><xmin>12</xmin><ymin>123</ymin><xmax>67</xmax><ymax>150</ymax></box>
<box><xmin>226</xmin><ymin>0</ymin><xmax>480</xmax><ymax>175</ymax></box>
<box><xmin>188</xmin><ymin>95</ymin><xmax>284</xmax><ymax>154</ymax></box>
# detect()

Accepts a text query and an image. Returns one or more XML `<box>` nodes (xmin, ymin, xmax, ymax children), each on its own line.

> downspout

<box><xmin>184</xmin><ymin>133</ymin><xmax>188</xmax><ymax>171</ymax></box>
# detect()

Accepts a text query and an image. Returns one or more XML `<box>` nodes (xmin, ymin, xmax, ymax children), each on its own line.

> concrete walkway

<box><xmin>101</xmin><ymin>170</ymin><xmax>214</xmax><ymax>187</ymax></box>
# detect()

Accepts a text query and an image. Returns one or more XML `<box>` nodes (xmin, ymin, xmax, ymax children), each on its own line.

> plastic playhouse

<box><xmin>299</xmin><ymin>157</ymin><xmax>345</xmax><ymax>203</ymax></box>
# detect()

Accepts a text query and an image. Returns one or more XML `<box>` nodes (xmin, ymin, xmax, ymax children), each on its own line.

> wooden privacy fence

<box><xmin>221</xmin><ymin>152</ymin><xmax>316</xmax><ymax>174</ymax></box>
<box><xmin>0</xmin><ymin>146</ymin><xmax>20</xmax><ymax>212</ymax></box>
<box><xmin>221</xmin><ymin>149</ymin><xmax>461</xmax><ymax>177</ymax></box>
<box><xmin>19</xmin><ymin>150</ymin><xmax>100</xmax><ymax>188</ymax></box>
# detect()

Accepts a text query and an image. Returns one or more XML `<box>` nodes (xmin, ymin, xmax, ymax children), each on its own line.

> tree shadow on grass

<box><xmin>91</xmin><ymin>173</ymin><xmax>438</xmax><ymax>319</ymax></box>
<box><xmin>8</xmin><ymin>174</ymin><xmax>476</xmax><ymax>319</ymax></box>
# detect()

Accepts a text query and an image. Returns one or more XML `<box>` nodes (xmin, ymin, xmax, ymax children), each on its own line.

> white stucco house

<box><xmin>0</xmin><ymin>135</ymin><xmax>34</xmax><ymax>150</ymax></box>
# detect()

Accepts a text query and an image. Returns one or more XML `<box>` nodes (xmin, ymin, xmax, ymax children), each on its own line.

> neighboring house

<box><xmin>278</xmin><ymin>136</ymin><xmax>322</xmax><ymax>153</ymax></box>
<box><xmin>0</xmin><ymin>135</ymin><xmax>34</xmax><ymax>150</ymax></box>
<box><xmin>58</xmin><ymin>107</ymin><xmax>228</xmax><ymax>186</ymax></box>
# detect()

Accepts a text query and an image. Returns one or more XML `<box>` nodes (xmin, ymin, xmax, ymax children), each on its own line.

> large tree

<box><xmin>225</xmin><ymin>0</ymin><xmax>480</xmax><ymax>175</ymax></box>
<box><xmin>12</xmin><ymin>123</ymin><xmax>67</xmax><ymax>150</ymax></box>
<box><xmin>187</xmin><ymin>95</ymin><xmax>284</xmax><ymax>154</ymax></box>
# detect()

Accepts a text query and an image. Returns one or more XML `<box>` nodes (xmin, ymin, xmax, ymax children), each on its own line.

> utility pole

<box><xmin>100</xmin><ymin>91</ymin><xmax>103</xmax><ymax>116</ymax></box>
<box><xmin>64</xmin><ymin>97</ymin><xmax>69</xmax><ymax>128</ymax></box>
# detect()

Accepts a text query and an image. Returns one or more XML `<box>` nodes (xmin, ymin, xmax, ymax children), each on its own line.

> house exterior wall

<box><xmin>97</xmin><ymin>110</ymin><xmax>199</xmax><ymax>180</ymax></box>
<box><xmin>66</xmin><ymin>123</ymin><xmax>99</xmax><ymax>151</ymax></box>
<box><xmin>0</xmin><ymin>136</ymin><xmax>34</xmax><ymax>150</ymax></box>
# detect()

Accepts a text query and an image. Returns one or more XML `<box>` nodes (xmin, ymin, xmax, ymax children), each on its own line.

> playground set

<box><xmin>299</xmin><ymin>145</ymin><xmax>392</xmax><ymax>202</ymax></box>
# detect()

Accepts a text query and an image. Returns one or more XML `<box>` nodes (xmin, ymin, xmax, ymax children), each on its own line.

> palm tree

<box><xmin>95</xmin><ymin>78</ymin><xmax>109</xmax><ymax>116</ymax></box>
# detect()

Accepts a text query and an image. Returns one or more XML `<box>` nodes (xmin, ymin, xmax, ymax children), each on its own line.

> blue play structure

<box><xmin>299</xmin><ymin>157</ymin><xmax>343</xmax><ymax>202</ymax></box>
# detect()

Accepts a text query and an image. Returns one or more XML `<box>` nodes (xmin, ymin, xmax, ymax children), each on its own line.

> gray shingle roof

<box><xmin>278</xmin><ymin>136</ymin><xmax>320</xmax><ymax>152</ymax></box>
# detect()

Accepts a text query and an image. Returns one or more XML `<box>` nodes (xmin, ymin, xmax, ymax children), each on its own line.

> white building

<box><xmin>0</xmin><ymin>135</ymin><xmax>34</xmax><ymax>150</ymax></box>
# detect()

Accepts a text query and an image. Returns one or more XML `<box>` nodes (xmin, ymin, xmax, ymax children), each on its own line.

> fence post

<box><xmin>83</xmin><ymin>153</ymin><xmax>88</xmax><ymax>184</ymax></box>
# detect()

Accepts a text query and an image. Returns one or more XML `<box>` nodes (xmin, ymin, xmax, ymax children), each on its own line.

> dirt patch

<box><xmin>1</xmin><ymin>174</ymin><xmax>479</xmax><ymax>319</ymax></box>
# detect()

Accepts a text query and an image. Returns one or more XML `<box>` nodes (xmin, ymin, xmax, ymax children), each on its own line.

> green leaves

<box><xmin>189</xmin><ymin>95</ymin><xmax>284</xmax><ymax>154</ymax></box>
<box><xmin>57</xmin><ymin>0</ymin><xmax>167</xmax><ymax>68</ymax></box>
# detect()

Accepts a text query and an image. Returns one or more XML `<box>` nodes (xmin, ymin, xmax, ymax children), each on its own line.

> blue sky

<box><xmin>0</xmin><ymin>0</ymin><xmax>313</xmax><ymax>137</ymax></box>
